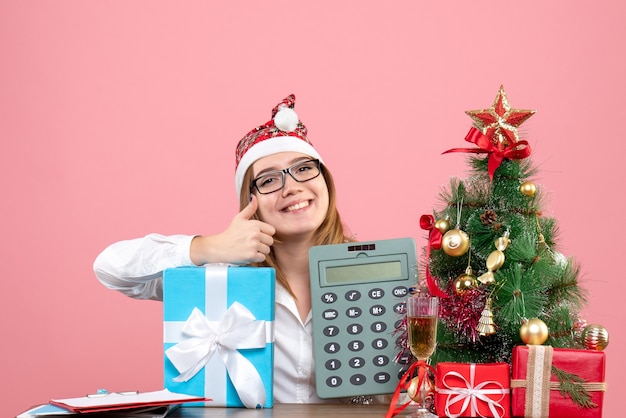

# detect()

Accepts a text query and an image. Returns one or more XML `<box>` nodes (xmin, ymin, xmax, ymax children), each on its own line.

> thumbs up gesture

<box><xmin>190</xmin><ymin>195</ymin><xmax>275</xmax><ymax>265</ymax></box>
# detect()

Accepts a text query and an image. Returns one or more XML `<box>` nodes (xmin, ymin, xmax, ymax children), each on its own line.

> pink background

<box><xmin>2</xmin><ymin>1</ymin><xmax>624</xmax><ymax>416</ymax></box>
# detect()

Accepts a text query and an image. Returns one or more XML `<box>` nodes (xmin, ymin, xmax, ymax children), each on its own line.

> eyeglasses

<box><xmin>251</xmin><ymin>159</ymin><xmax>322</xmax><ymax>194</ymax></box>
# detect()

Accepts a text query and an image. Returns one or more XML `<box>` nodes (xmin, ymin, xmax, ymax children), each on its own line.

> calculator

<box><xmin>308</xmin><ymin>237</ymin><xmax>417</xmax><ymax>399</ymax></box>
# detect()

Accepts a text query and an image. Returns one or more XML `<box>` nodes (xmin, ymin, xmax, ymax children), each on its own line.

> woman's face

<box><xmin>251</xmin><ymin>151</ymin><xmax>329</xmax><ymax>240</ymax></box>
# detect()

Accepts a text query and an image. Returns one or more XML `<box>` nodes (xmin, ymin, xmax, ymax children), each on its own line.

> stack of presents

<box><xmin>161</xmin><ymin>266</ymin><xmax>606</xmax><ymax>417</ymax></box>
<box><xmin>430</xmin><ymin>346</ymin><xmax>605</xmax><ymax>418</ymax></box>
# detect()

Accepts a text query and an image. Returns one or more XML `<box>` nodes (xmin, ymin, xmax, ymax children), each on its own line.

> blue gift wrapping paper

<box><xmin>163</xmin><ymin>266</ymin><xmax>275</xmax><ymax>408</ymax></box>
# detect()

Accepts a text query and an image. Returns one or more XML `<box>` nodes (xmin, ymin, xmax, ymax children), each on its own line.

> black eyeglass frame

<box><xmin>250</xmin><ymin>159</ymin><xmax>322</xmax><ymax>195</ymax></box>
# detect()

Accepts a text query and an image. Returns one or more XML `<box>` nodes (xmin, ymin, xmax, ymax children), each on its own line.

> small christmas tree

<box><xmin>398</xmin><ymin>86</ymin><xmax>588</xmax><ymax>367</ymax></box>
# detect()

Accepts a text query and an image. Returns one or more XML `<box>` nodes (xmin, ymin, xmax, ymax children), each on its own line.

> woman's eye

<box><xmin>260</xmin><ymin>176</ymin><xmax>279</xmax><ymax>187</ymax></box>
<box><xmin>297</xmin><ymin>163</ymin><xmax>314</xmax><ymax>172</ymax></box>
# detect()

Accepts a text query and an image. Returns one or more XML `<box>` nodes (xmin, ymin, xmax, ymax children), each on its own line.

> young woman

<box><xmin>93</xmin><ymin>94</ymin><xmax>354</xmax><ymax>404</ymax></box>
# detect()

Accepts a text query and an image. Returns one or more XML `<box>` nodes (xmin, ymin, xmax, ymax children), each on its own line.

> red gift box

<box><xmin>435</xmin><ymin>362</ymin><xmax>511</xmax><ymax>418</ymax></box>
<box><xmin>511</xmin><ymin>345</ymin><xmax>606</xmax><ymax>418</ymax></box>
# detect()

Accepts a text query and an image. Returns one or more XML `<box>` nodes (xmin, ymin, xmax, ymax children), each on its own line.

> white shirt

<box><xmin>93</xmin><ymin>233</ymin><xmax>330</xmax><ymax>404</ymax></box>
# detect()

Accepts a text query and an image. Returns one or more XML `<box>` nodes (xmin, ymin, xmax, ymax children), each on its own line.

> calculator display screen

<box><xmin>325</xmin><ymin>261</ymin><xmax>402</xmax><ymax>284</ymax></box>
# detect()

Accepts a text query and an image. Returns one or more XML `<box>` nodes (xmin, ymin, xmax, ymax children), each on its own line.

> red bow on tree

<box><xmin>443</xmin><ymin>127</ymin><xmax>532</xmax><ymax>180</ymax></box>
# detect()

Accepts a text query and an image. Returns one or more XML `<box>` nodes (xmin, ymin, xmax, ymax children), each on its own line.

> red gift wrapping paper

<box><xmin>435</xmin><ymin>362</ymin><xmax>511</xmax><ymax>418</ymax></box>
<box><xmin>511</xmin><ymin>346</ymin><xmax>606</xmax><ymax>418</ymax></box>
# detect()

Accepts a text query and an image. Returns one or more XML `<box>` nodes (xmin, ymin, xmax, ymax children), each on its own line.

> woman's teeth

<box><xmin>285</xmin><ymin>201</ymin><xmax>309</xmax><ymax>212</ymax></box>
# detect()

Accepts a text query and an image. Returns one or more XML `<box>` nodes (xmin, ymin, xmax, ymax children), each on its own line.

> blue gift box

<box><xmin>163</xmin><ymin>266</ymin><xmax>275</xmax><ymax>408</ymax></box>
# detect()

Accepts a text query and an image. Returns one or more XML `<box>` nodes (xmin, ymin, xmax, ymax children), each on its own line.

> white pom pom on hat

<box><xmin>273</xmin><ymin>105</ymin><xmax>299</xmax><ymax>133</ymax></box>
<box><xmin>234</xmin><ymin>94</ymin><xmax>322</xmax><ymax>196</ymax></box>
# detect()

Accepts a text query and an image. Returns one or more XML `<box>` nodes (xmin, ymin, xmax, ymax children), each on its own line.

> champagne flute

<box><xmin>406</xmin><ymin>295</ymin><xmax>438</xmax><ymax>417</ymax></box>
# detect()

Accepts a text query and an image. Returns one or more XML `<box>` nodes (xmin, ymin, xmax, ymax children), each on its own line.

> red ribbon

<box><xmin>384</xmin><ymin>360</ymin><xmax>436</xmax><ymax>418</ymax></box>
<box><xmin>419</xmin><ymin>215</ymin><xmax>448</xmax><ymax>298</ymax></box>
<box><xmin>443</xmin><ymin>127</ymin><xmax>532</xmax><ymax>180</ymax></box>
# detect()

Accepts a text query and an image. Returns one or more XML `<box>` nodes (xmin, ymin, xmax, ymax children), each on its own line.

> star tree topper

<box><xmin>465</xmin><ymin>85</ymin><xmax>535</xmax><ymax>149</ymax></box>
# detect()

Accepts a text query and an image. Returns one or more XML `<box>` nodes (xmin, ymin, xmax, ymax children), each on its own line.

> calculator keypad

<box><xmin>309</xmin><ymin>238</ymin><xmax>416</xmax><ymax>399</ymax></box>
<box><xmin>315</xmin><ymin>284</ymin><xmax>409</xmax><ymax>397</ymax></box>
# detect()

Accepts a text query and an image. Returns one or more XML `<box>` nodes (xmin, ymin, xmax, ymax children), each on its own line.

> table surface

<box><xmin>168</xmin><ymin>403</ymin><xmax>405</xmax><ymax>417</ymax></box>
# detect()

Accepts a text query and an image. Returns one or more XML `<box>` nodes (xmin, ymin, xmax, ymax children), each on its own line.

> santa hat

<box><xmin>234</xmin><ymin>94</ymin><xmax>323</xmax><ymax>196</ymax></box>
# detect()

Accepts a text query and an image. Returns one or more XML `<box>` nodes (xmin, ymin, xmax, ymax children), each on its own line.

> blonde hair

<box><xmin>239</xmin><ymin>164</ymin><xmax>352</xmax><ymax>297</ymax></box>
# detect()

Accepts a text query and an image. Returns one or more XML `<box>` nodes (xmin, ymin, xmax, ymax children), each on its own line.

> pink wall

<box><xmin>2</xmin><ymin>1</ymin><xmax>624</xmax><ymax>416</ymax></box>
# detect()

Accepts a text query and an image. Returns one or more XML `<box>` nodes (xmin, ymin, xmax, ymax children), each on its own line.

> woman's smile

<box><xmin>283</xmin><ymin>200</ymin><xmax>311</xmax><ymax>213</ymax></box>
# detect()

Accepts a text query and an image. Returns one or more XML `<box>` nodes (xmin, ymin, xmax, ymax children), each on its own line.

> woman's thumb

<box><xmin>238</xmin><ymin>194</ymin><xmax>258</xmax><ymax>220</ymax></box>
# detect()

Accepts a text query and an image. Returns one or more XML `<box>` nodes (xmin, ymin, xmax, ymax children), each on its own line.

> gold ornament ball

<box><xmin>442</xmin><ymin>229</ymin><xmax>470</xmax><ymax>257</ymax></box>
<box><xmin>520</xmin><ymin>318</ymin><xmax>549</xmax><ymax>345</ymax></box>
<box><xmin>435</xmin><ymin>218</ymin><xmax>451</xmax><ymax>234</ymax></box>
<box><xmin>454</xmin><ymin>267</ymin><xmax>478</xmax><ymax>294</ymax></box>
<box><xmin>520</xmin><ymin>181</ymin><xmax>537</xmax><ymax>197</ymax></box>
<box><xmin>582</xmin><ymin>324</ymin><xmax>609</xmax><ymax>351</ymax></box>
<box><xmin>407</xmin><ymin>375</ymin><xmax>434</xmax><ymax>403</ymax></box>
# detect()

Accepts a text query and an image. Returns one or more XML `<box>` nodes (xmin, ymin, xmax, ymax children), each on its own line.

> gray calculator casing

<box><xmin>308</xmin><ymin>237</ymin><xmax>417</xmax><ymax>399</ymax></box>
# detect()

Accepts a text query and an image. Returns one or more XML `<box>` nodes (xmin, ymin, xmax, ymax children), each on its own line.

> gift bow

<box><xmin>165</xmin><ymin>302</ymin><xmax>268</xmax><ymax>408</ymax></box>
<box><xmin>419</xmin><ymin>215</ymin><xmax>448</xmax><ymax>298</ymax></box>
<box><xmin>439</xmin><ymin>363</ymin><xmax>508</xmax><ymax>418</ymax></box>
<box><xmin>443</xmin><ymin>127</ymin><xmax>532</xmax><ymax>180</ymax></box>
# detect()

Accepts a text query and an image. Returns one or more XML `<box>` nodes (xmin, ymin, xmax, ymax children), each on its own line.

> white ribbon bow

<box><xmin>165</xmin><ymin>302</ymin><xmax>268</xmax><ymax>408</ymax></box>
<box><xmin>438</xmin><ymin>364</ymin><xmax>508</xmax><ymax>418</ymax></box>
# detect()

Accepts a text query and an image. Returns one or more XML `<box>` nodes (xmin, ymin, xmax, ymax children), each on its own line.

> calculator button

<box><xmin>345</xmin><ymin>307</ymin><xmax>362</xmax><ymax>318</ymax></box>
<box><xmin>322</xmin><ymin>309</ymin><xmax>338</xmax><ymax>320</ymax></box>
<box><xmin>368</xmin><ymin>288</ymin><xmax>384</xmax><ymax>299</ymax></box>
<box><xmin>344</xmin><ymin>290</ymin><xmax>361</xmax><ymax>301</ymax></box>
<box><xmin>349</xmin><ymin>357</ymin><xmax>365</xmax><ymax>368</ymax></box>
<box><xmin>370</xmin><ymin>321</ymin><xmax>387</xmax><ymax>333</ymax></box>
<box><xmin>372</xmin><ymin>338</ymin><xmax>388</xmax><ymax>350</ymax></box>
<box><xmin>350</xmin><ymin>374</ymin><xmax>367</xmax><ymax>385</ymax></box>
<box><xmin>373</xmin><ymin>355</ymin><xmax>390</xmax><ymax>366</ymax></box>
<box><xmin>370</xmin><ymin>305</ymin><xmax>386</xmax><ymax>316</ymax></box>
<box><xmin>348</xmin><ymin>340</ymin><xmax>364</xmax><ymax>351</ymax></box>
<box><xmin>393</xmin><ymin>286</ymin><xmax>409</xmax><ymax>297</ymax></box>
<box><xmin>393</xmin><ymin>302</ymin><xmax>406</xmax><ymax>314</ymax></box>
<box><xmin>321</xmin><ymin>292</ymin><xmax>337</xmax><ymax>303</ymax></box>
<box><xmin>326</xmin><ymin>376</ymin><xmax>342</xmax><ymax>388</ymax></box>
<box><xmin>394</xmin><ymin>319</ymin><xmax>404</xmax><ymax>329</ymax></box>
<box><xmin>324</xmin><ymin>342</ymin><xmax>341</xmax><ymax>353</ymax></box>
<box><xmin>323</xmin><ymin>325</ymin><xmax>340</xmax><ymax>337</ymax></box>
<box><xmin>325</xmin><ymin>359</ymin><xmax>342</xmax><ymax>370</ymax></box>
<box><xmin>374</xmin><ymin>372</ymin><xmax>391</xmax><ymax>383</ymax></box>
<box><xmin>347</xmin><ymin>323</ymin><xmax>363</xmax><ymax>335</ymax></box>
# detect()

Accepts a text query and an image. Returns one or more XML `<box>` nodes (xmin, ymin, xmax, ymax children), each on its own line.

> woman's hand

<box><xmin>190</xmin><ymin>195</ymin><xmax>275</xmax><ymax>265</ymax></box>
